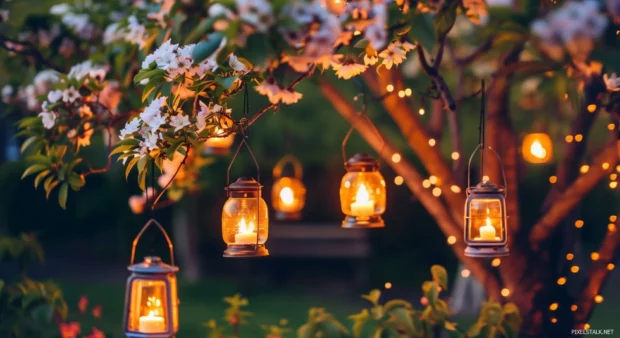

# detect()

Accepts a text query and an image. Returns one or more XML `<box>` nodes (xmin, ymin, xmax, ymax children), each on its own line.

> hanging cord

<box><xmin>341</xmin><ymin>79</ymin><xmax>386</xmax><ymax>164</ymax></box>
<box><xmin>479</xmin><ymin>80</ymin><xmax>485</xmax><ymax>182</ymax></box>
<box><xmin>226</xmin><ymin>85</ymin><xmax>261</xmax><ymax>249</ymax></box>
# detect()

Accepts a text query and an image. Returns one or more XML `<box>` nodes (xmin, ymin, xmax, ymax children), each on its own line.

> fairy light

<box><xmin>617</xmin><ymin>165</ymin><xmax>620</xmax><ymax>172</ymax></box>
<box><xmin>394</xmin><ymin>176</ymin><xmax>404</xmax><ymax>186</ymax></box>
<box><xmin>447</xmin><ymin>236</ymin><xmax>456</xmax><ymax>245</ymax></box>
<box><xmin>584</xmin><ymin>324</ymin><xmax>591</xmax><ymax>330</ymax></box>
<box><xmin>422</xmin><ymin>179</ymin><xmax>431</xmax><ymax>188</ymax></box>
<box><xmin>418</xmin><ymin>108</ymin><xmax>425</xmax><ymax>115</ymax></box>
<box><xmin>549</xmin><ymin>303</ymin><xmax>558</xmax><ymax>311</ymax></box>
<box><xmin>549</xmin><ymin>176</ymin><xmax>557</xmax><ymax>184</ymax></box>
<box><xmin>565</xmin><ymin>135</ymin><xmax>574</xmax><ymax>143</ymax></box>
<box><xmin>386</xmin><ymin>84</ymin><xmax>394</xmax><ymax>92</ymax></box>
<box><xmin>384</xmin><ymin>282</ymin><xmax>392</xmax><ymax>289</ymax></box>
<box><xmin>429</xmin><ymin>175</ymin><xmax>438</xmax><ymax>184</ymax></box>
<box><xmin>557</xmin><ymin>277</ymin><xmax>566</xmax><ymax>285</ymax></box>
<box><xmin>571</xmin><ymin>305</ymin><xmax>578</xmax><ymax>312</ymax></box>
<box><xmin>450</xmin><ymin>185</ymin><xmax>461</xmax><ymax>193</ymax></box>
<box><xmin>610</xmin><ymin>215</ymin><xmax>617</xmax><ymax>222</ymax></box>
<box><xmin>571</xmin><ymin>265</ymin><xmax>580</xmax><ymax>273</ymax></box>
<box><xmin>591</xmin><ymin>252</ymin><xmax>600</xmax><ymax>261</ymax></box>
<box><xmin>491</xmin><ymin>258</ymin><xmax>501</xmax><ymax>267</ymax></box>
<box><xmin>608</xmin><ymin>223</ymin><xmax>616</xmax><ymax>232</ymax></box>
<box><xmin>602</xmin><ymin>162</ymin><xmax>610</xmax><ymax>170</ymax></box>
<box><xmin>432</xmin><ymin>187</ymin><xmax>442</xmax><ymax>197</ymax></box>
<box><xmin>611</xmin><ymin>174</ymin><xmax>618</xmax><ymax>180</ymax></box>
<box><xmin>551</xmin><ymin>318</ymin><xmax>558</xmax><ymax>324</ymax></box>
<box><xmin>564</xmin><ymin>93</ymin><xmax>568</xmax><ymax>100</ymax></box>
<box><xmin>451</xmin><ymin>152</ymin><xmax>460</xmax><ymax>160</ymax></box>
<box><xmin>566</xmin><ymin>253</ymin><xmax>574</xmax><ymax>260</ymax></box>
<box><xmin>575</xmin><ymin>220</ymin><xmax>584</xmax><ymax>228</ymax></box>
<box><xmin>482</xmin><ymin>175</ymin><xmax>490</xmax><ymax>182</ymax></box>
<box><xmin>608</xmin><ymin>123</ymin><xmax>616</xmax><ymax>131</ymax></box>
<box><xmin>608</xmin><ymin>263</ymin><xmax>615</xmax><ymax>271</ymax></box>
<box><xmin>610</xmin><ymin>182</ymin><xmax>618</xmax><ymax>189</ymax></box>
<box><xmin>354</xmin><ymin>30</ymin><xmax>362</xmax><ymax>36</ymax></box>
<box><xmin>398</xmin><ymin>90</ymin><xmax>405</xmax><ymax>98</ymax></box>
<box><xmin>428</xmin><ymin>138</ymin><xmax>436</xmax><ymax>146</ymax></box>
<box><xmin>501</xmin><ymin>288</ymin><xmax>510</xmax><ymax>297</ymax></box>
<box><xmin>404</xmin><ymin>88</ymin><xmax>412</xmax><ymax>97</ymax></box>
<box><xmin>575</xmin><ymin>134</ymin><xmax>583</xmax><ymax>142</ymax></box>
<box><xmin>580</xmin><ymin>165</ymin><xmax>589</xmax><ymax>174</ymax></box>
<box><xmin>461</xmin><ymin>269</ymin><xmax>470</xmax><ymax>277</ymax></box>
<box><xmin>392</xmin><ymin>153</ymin><xmax>401</xmax><ymax>163</ymax></box>
<box><xmin>594</xmin><ymin>295</ymin><xmax>604</xmax><ymax>303</ymax></box>
<box><xmin>587</xmin><ymin>104</ymin><xmax>597</xmax><ymax>113</ymax></box>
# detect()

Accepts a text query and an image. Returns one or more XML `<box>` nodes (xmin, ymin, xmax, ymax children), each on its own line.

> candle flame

<box><xmin>238</xmin><ymin>218</ymin><xmax>255</xmax><ymax>234</ymax></box>
<box><xmin>146</xmin><ymin>296</ymin><xmax>162</xmax><ymax>316</ymax></box>
<box><xmin>530</xmin><ymin>140</ymin><xmax>547</xmax><ymax>159</ymax></box>
<box><xmin>355</xmin><ymin>184</ymin><xmax>370</xmax><ymax>203</ymax></box>
<box><xmin>279</xmin><ymin>187</ymin><xmax>294</xmax><ymax>205</ymax></box>
<box><xmin>486</xmin><ymin>216</ymin><xmax>492</xmax><ymax>227</ymax></box>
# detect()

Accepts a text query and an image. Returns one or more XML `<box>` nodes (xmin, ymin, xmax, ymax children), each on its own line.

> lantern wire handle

<box><xmin>273</xmin><ymin>154</ymin><xmax>303</xmax><ymax>180</ymax></box>
<box><xmin>225</xmin><ymin>84</ymin><xmax>262</xmax><ymax>249</ymax></box>
<box><xmin>341</xmin><ymin>79</ymin><xmax>385</xmax><ymax>164</ymax></box>
<box><xmin>130</xmin><ymin>218</ymin><xmax>175</xmax><ymax>267</ymax></box>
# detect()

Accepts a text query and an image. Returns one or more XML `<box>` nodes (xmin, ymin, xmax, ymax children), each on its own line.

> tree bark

<box><xmin>172</xmin><ymin>195</ymin><xmax>202</xmax><ymax>282</ymax></box>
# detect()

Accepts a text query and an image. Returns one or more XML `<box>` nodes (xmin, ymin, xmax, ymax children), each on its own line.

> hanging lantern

<box><xmin>272</xmin><ymin>155</ymin><xmax>306</xmax><ymax>221</ymax></box>
<box><xmin>322</xmin><ymin>0</ymin><xmax>348</xmax><ymax>15</ymax></box>
<box><xmin>222</xmin><ymin>177</ymin><xmax>269</xmax><ymax>257</ymax></box>
<box><xmin>204</xmin><ymin>115</ymin><xmax>235</xmax><ymax>155</ymax></box>
<box><xmin>522</xmin><ymin>133</ymin><xmax>553</xmax><ymax>164</ymax></box>
<box><xmin>340</xmin><ymin>153</ymin><xmax>386</xmax><ymax>228</ymax></box>
<box><xmin>464</xmin><ymin>179</ymin><xmax>509</xmax><ymax>257</ymax></box>
<box><xmin>124</xmin><ymin>219</ymin><xmax>179</xmax><ymax>337</ymax></box>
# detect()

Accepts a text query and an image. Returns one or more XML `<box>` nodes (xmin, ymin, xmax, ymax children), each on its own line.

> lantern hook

<box><xmin>466</xmin><ymin>144</ymin><xmax>508</xmax><ymax>196</ymax></box>
<box><xmin>130</xmin><ymin>218</ymin><xmax>175</xmax><ymax>267</ymax></box>
<box><xmin>273</xmin><ymin>154</ymin><xmax>303</xmax><ymax>180</ymax></box>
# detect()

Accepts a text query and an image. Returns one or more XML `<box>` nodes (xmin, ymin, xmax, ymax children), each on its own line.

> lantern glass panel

<box><xmin>272</xmin><ymin>177</ymin><xmax>306</xmax><ymax>214</ymax></box>
<box><xmin>128</xmin><ymin>279</ymin><xmax>168</xmax><ymax>333</ymax></box>
<box><xmin>170</xmin><ymin>275</ymin><xmax>178</xmax><ymax>332</ymax></box>
<box><xmin>468</xmin><ymin>198</ymin><xmax>504</xmax><ymax>242</ymax></box>
<box><xmin>222</xmin><ymin>197</ymin><xmax>269</xmax><ymax>245</ymax></box>
<box><xmin>340</xmin><ymin>171</ymin><xmax>386</xmax><ymax>217</ymax></box>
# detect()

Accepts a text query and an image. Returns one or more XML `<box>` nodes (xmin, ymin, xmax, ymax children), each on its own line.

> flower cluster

<box><xmin>103</xmin><ymin>16</ymin><xmax>149</xmax><ymax>48</ymax></box>
<box><xmin>209</xmin><ymin>0</ymin><xmax>275</xmax><ymax>45</ymax></box>
<box><xmin>50</xmin><ymin>3</ymin><xmax>99</xmax><ymax>40</ymax></box>
<box><xmin>531</xmin><ymin>1</ymin><xmax>607</xmax><ymax>63</ymax></box>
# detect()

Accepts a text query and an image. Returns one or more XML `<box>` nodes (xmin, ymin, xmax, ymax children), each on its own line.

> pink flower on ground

<box><xmin>92</xmin><ymin>305</ymin><xmax>102</xmax><ymax>319</ymax></box>
<box><xmin>84</xmin><ymin>327</ymin><xmax>105</xmax><ymax>338</ymax></box>
<box><xmin>59</xmin><ymin>322</ymin><xmax>80</xmax><ymax>338</ymax></box>
<box><xmin>78</xmin><ymin>296</ymin><xmax>88</xmax><ymax>313</ymax></box>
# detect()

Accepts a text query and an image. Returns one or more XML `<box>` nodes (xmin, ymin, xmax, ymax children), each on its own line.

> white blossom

<box><xmin>120</xmin><ymin>117</ymin><xmax>141</xmax><ymax>139</ymax></box>
<box><xmin>39</xmin><ymin>111</ymin><xmax>56</xmax><ymax>129</ymax></box>
<box><xmin>604</xmin><ymin>73</ymin><xmax>620</xmax><ymax>92</ymax></box>
<box><xmin>279</xmin><ymin>89</ymin><xmax>302</xmax><ymax>104</ymax></box>
<box><xmin>378</xmin><ymin>42</ymin><xmax>408</xmax><ymax>69</ymax></box>
<box><xmin>170</xmin><ymin>114</ymin><xmax>191</xmax><ymax>132</ymax></box>
<box><xmin>236</xmin><ymin>0</ymin><xmax>274</xmax><ymax>33</ymax></box>
<box><xmin>140</xmin><ymin>96</ymin><xmax>167</xmax><ymax>132</ymax></box>
<box><xmin>255</xmin><ymin>80</ymin><xmax>282</xmax><ymax>104</ymax></box>
<box><xmin>1</xmin><ymin>85</ymin><xmax>12</xmax><ymax>102</ymax></box>
<box><xmin>196</xmin><ymin>102</ymin><xmax>209</xmax><ymax>132</ymax></box>
<box><xmin>332</xmin><ymin>62</ymin><xmax>367</xmax><ymax>79</ymax></box>
<box><xmin>50</xmin><ymin>4</ymin><xmax>71</xmax><ymax>15</ymax></box>
<box><xmin>228</xmin><ymin>54</ymin><xmax>247</xmax><ymax>72</ymax></box>
<box><xmin>62</xmin><ymin>87</ymin><xmax>80</xmax><ymax>103</ymax></box>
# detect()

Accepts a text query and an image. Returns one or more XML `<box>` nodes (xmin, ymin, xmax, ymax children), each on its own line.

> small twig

<box><xmin>455</xmin><ymin>35</ymin><xmax>495</xmax><ymax>67</ymax></box>
<box><xmin>0</xmin><ymin>33</ymin><xmax>63</xmax><ymax>71</ymax></box>
<box><xmin>150</xmin><ymin>143</ymin><xmax>190</xmax><ymax>210</ymax></box>
<box><xmin>416</xmin><ymin>44</ymin><xmax>456</xmax><ymax>111</ymax></box>
<box><xmin>83</xmin><ymin>127</ymin><xmax>114</xmax><ymax>177</ymax></box>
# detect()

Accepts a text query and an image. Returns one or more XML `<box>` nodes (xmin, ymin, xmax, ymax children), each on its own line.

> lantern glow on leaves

<box><xmin>204</xmin><ymin>115</ymin><xmax>235</xmax><ymax>155</ymax></box>
<box><xmin>124</xmin><ymin>219</ymin><xmax>179</xmax><ymax>337</ymax></box>
<box><xmin>340</xmin><ymin>153</ymin><xmax>386</xmax><ymax>228</ymax></box>
<box><xmin>522</xmin><ymin>133</ymin><xmax>553</xmax><ymax>164</ymax></box>
<box><xmin>272</xmin><ymin>155</ymin><xmax>306</xmax><ymax>221</ymax></box>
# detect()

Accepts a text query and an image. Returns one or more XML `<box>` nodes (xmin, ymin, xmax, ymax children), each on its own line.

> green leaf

<box><xmin>134</xmin><ymin>68</ymin><xmax>166</xmax><ymax>85</ymax></box>
<box><xmin>68</xmin><ymin>173</ymin><xmax>85</xmax><ymax>191</ymax></box>
<box><xmin>110</xmin><ymin>145</ymin><xmax>135</xmax><ymax>157</ymax></box>
<box><xmin>444</xmin><ymin>321</ymin><xmax>457</xmax><ymax>331</ymax></box>
<box><xmin>20</xmin><ymin>136</ymin><xmax>39</xmax><ymax>153</ymax></box>
<box><xmin>349</xmin><ymin>309</ymin><xmax>370</xmax><ymax>338</ymax></box>
<box><xmin>125</xmin><ymin>156</ymin><xmax>141</xmax><ymax>180</ymax></box>
<box><xmin>433</xmin><ymin>0</ymin><xmax>457</xmax><ymax>38</ymax></box>
<box><xmin>26</xmin><ymin>154</ymin><xmax>50</xmax><ymax>165</ymax></box>
<box><xmin>192</xmin><ymin>32</ymin><xmax>224</xmax><ymax>63</ymax></box>
<box><xmin>468</xmin><ymin>322</ymin><xmax>485</xmax><ymax>337</ymax></box>
<box><xmin>353</xmin><ymin>39</ymin><xmax>369</xmax><ymax>49</ymax></box>
<box><xmin>161</xmin><ymin>81</ymin><xmax>173</xmax><ymax>98</ymax></box>
<box><xmin>372</xmin><ymin>327</ymin><xmax>384</xmax><ymax>338</ymax></box>
<box><xmin>58</xmin><ymin>182</ymin><xmax>68</xmax><ymax>209</ymax></box>
<box><xmin>185</xmin><ymin>16</ymin><xmax>220</xmax><ymax>44</ymax></box>
<box><xmin>216</xmin><ymin>76</ymin><xmax>239</xmax><ymax>90</ymax></box>
<box><xmin>45</xmin><ymin>180</ymin><xmax>60</xmax><ymax>199</ymax></box>
<box><xmin>116</xmin><ymin>138</ymin><xmax>141</xmax><ymax>147</ymax></box>
<box><xmin>53</xmin><ymin>145</ymin><xmax>67</xmax><ymax>161</ymax></box>
<box><xmin>21</xmin><ymin>165</ymin><xmax>48</xmax><ymax>179</ymax></box>
<box><xmin>422</xmin><ymin>281</ymin><xmax>439</xmax><ymax>305</ymax></box>
<box><xmin>390</xmin><ymin>307</ymin><xmax>415</xmax><ymax>335</ymax></box>
<box><xmin>383</xmin><ymin>299</ymin><xmax>413</xmax><ymax>312</ymax></box>
<box><xmin>409</xmin><ymin>13</ymin><xmax>436</xmax><ymax>52</ymax></box>
<box><xmin>236</xmin><ymin>34</ymin><xmax>273</xmax><ymax>68</ymax></box>
<box><xmin>362</xmin><ymin>289</ymin><xmax>382</xmax><ymax>306</ymax></box>
<box><xmin>34</xmin><ymin>170</ymin><xmax>50</xmax><ymax>188</ymax></box>
<box><xmin>138</xmin><ymin>166</ymin><xmax>147</xmax><ymax>191</ymax></box>
<box><xmin>431</xmin><ymin>265</ymin><xmax>448</xmax><ymax>289</ymax></box>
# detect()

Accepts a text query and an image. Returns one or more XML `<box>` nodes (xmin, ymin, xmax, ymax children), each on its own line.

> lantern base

<box><xmin>341</xmin><ymin>215</ymin><xmax>385</xmax><ymax>229</ymax></box>
<box><xmin>204</xmin><ymin>146</ymin><xmax>230</xmax><ymax>156</ymax></box>
<box><xmin>274</xmin><ymin>211</ymin><xmax>302</xmax><ymax>221</ymax></box>
<box><xmin>464</xmin><ymin>246</ymin><xmax>509</xmax><ymax>258</ymax></box>
<box><xmin>126</xmin><ymin>331</ymin><xmax>174</xmax><ymax>338</ymax></box>
<box><xmin>223</xmin><ymin>244</ymin><xmax>269</xmax><ymax>257</ymax></box>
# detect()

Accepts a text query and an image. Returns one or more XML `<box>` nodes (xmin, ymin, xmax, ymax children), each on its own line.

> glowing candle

<box><xmin>279</xmin><ymin>187</ymin><xmax>295</xmax><ymax>211</ymax></box>
<box><xmin>234</xmin><ymin>218</ymin><xmax>258</xmax><ymax>245</ymax></box>
<box><xmin>477</xmin><ymin>209</ymin><xmax>498</xmax><ymax>241</ymax></box>
<box><xmin>530</xmin><ymin>140</ymin><xmax>547</xmax><ymax>159</ymax></box>
<box><xmin>139</xmin><ymin>311</ymin><xmax>165</xmax><ymax>333</ymax></box>
<box><xmin>350</xmin><ymin>184</ymin><xmax>375</xmax><ymax>217</ymax></box>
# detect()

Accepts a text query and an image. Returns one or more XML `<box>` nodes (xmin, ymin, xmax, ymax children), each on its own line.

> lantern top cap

<box><xmin>128</xmin><ymin>255</ymin><xmax>179</xmax><ymax>273</ymax></box>
<box><xmin>468</xmin><ymin>180</ymin><xmax>505</xmax><ymax>194</ymax></box>
<box><xmin>345</xmin><ymin>153</ymin><xmax>380</xmax><ymax>172</ymax></box>
<box><xmin>227</xmin><ymin>177</ymin><xmax>262</xmax><ymax>191</ymax></box>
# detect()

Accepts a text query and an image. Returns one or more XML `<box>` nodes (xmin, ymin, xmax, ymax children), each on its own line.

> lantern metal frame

<box><xmin>272</xmin><ymin>154</ymin><xmax>306</xmax><ymax>221</ymax></box>
<box><xmin>341</xmin><ymin>153</ymin><xmax>385</xmax><ymax>228</ymax></box>
<box><xmin>223</xmin><ymin>136</ymin><xmax>269</xmax><ymax>258</ymax></box>
<box><xmin>124</xmin><ymin>219</ymin><xmax>179</xmax><ymax>338</ymax></box>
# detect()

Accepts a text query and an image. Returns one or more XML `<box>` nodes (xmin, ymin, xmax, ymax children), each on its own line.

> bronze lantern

<box><xmin>271</xmin><ymin>155</ymin><xmax>306</xmax><ymax>221</ymax></box>
<box><xmin>222</xmin><ymin>177</ymin><xmax>269</xmax><ymax>257</ymax></box>
<box><xmin>124</xmin><ymin>219</ymin><xmax>179</xmax><ymax>337</ymax></box>
<box><xmin>464</xmin><ymin>180</ymin><xmax>509</xmax><ymax>257</ymax></box>
<box><xmin>340</xmin><ymin>153</ymin><xmax>386</xmax><ymax>228</ymax></box>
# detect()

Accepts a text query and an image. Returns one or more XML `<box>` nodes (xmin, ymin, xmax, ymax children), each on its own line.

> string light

<box><xmin>571</xmin><ymin>305</ymin><xmax>578</xmax><ymax>312</ymax></box>
<box><xmin>566</xmin><ymin>253</ymin><xmax>574</xmax><ymax>260</ymax></box>
<box><xmin>422</xmin><ymin>179</ymin><xmax>431</xmax><ymax>188</ymax></box>
<box><xmin>608</xmin><ymin>223</ymin><xmax>616</xmax><ymax>232</ymax></box>
<box><xmin>447</xmin><ymin>236</ymin><xmax>456</xmax><ymax>245</ymax></box>
<box><xmin>580</xmin><ymin>165</ymin><xmax>589</xmax><ymax>174</ymax></box>
<box><xmin>385</xmin><ymin>282</ymin><xmax>392</xmax><ymax>289</ymax></box>
<box><xmin>594</xmin><ymin>295</ymin><xmax>604</xmax><ymax>303</ymax></box>
<box><xmin>590</xmin><ymin>252</ymin><xmax>600</xmax><ymax>261</ymax></box>
<box><xmin>557</xmin><ymin>277</ymin><xmax>566</xmax><ymax>285</ymax></box>
<box><xmin>610</xmin><ymin>215</ymin><xmax>617</xmax><ymax>222</ymax></box>
<box><xmin>432</xmin><ymin>187</ymin><xmax>442</xmax><ymax>197</ymax></box>
<box><xmin>587</xmin><ymin>104</ymin><xmax>597</xmax><ymax>113</ymax></box>
<box><xmin>450</xmin><ymin>185</ymin><xmax>461</xmax><ymax>193</ymax></box>
<box><xmin>551</xmin><ymin>318</ymin><xmax>558</xmax><ymax>324</ymax></box>
<box><xmin>564</xmin><ymin>93</ymin><xmax>568</xmax><ymax>100</ymax></box>
<box><xmin>353</xmin><ymin>30</ymin><xmax>362</xmax><ymax>36</ymax></box>
<box><xmin>549</xmin><ymin>176</ymin><xmax>557</xmax><ymax>184</ymax></box>
<box><xmin>428</xmin><ymin>138</ymin><xmax>436</xmax><ymax>146</ymax></box>
<box><xmin>461</xmin><ymin>269</ymin><xmax>470</xmax><ymax>277</ymax></box>
<box><xmin>608</xmin><ymin>263</ymin><xmax>615</xmax><ymax>271</ymax></box>
<box><xmin>575</xmin><ymin>220</ymin><xmax>584</xmax><ymax>228</ymax></box>
<box><xmin>584</xmin><ymin>324</ymin><xmax>591</xmax><ymax>330</ymax></box>
<box><xmin>611</xmin><ymin>174</ymin><xmax>618</xmax><ymax>180</ymax></box>
<box><xmin>565</xmin><ymin>135</ymin><xmax>574</xmax><ymax>143</ymax></box>
<box><xmin>451</xmin><ymin>152</ymin><xmax>460</xmax><ymax>160</ymax></box>
<box><xmin>418</xmin><ymin>108</ymin><xmax>425</xmax><ymax>115</ymax></box>
<box><xmin>602</xmin><ymin>162</ymin><xmax>610</xmax><ymax>170</ymax></box>
<box><xmin>491</xmin><ymin>258</ymin><xmax>501</xmax><ymax>267</ymax></box>
<box><xmin>571</xmin><ymin>265</ymin><xmax>580</xmax><ymax>273</ymax></box>
<box><xmin>549</xmin><ymin>303</ymin><xmax>559</xmax><ymax>311</ymax></box>
<box><xmin>394</xmin><ymin>176</ymin><xmax>404</xmax><ymax>186</ymax></box>
<box><xmin>610</xmin><ymin>182</ymin><xmax>618</xmax><ymax>189</ymax></box>
<box><xmin>608</xmin><ymin>123</ymin><xmax>616</xmax><ymax>131</ymax></box>
<box><xmin>398</xmin><ymin>90</ymin><xmax>405</xmax><ymax>98</ymax></box>
<box><xmin>391</xmin><ymin>153</ymin><xmax>401</xmax><ymax>163</ymax></box>
<box><xmin>501</xmin><ymin>288</ymin><xmax>510</xmax><ymax>297</ymax></box>
<box><xmin>429</xmin><ymin>175</ymin><xmax>438</xmax><ymax>184</ymax></box>
<box><xmin>404</xmin><ymin>88</ymin><xmax>412</xmax><ymax>97</ymax></box>
<box><xmin>386</xmin><ymin>84</ymin><xmax>394</xmax><ymax>92</ymax></box>
<box><xmin>574</xmin><ymin>134</ymin><xmax>583</xmax><ymax>142</ymax></box>
<box><xmin>617</xmin><ymin>165</ymin><xmax>620</xmax><ymax>172</ymax></box>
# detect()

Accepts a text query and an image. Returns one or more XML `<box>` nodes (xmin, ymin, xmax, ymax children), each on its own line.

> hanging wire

<box><xmin>479</xmin><ymin>80</ymin><xmax>485</xmax><ymax>182</ymax></box>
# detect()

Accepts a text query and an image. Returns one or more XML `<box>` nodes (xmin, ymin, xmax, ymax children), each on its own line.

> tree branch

<box><xmin>0</xmin><ymin>33</ymin><xmax>63</xmax><ymax>72</ymax></box>
<box><xmin>319</xmin><ymin>80</ymin><xmax>502</xmax><ymax>299</ymax></box>
<box><xmin>530</xmin><ymin>141</ymin><xmax>620</xmax><ymax>246</ymax></box>
<box><xmin>415</xmin><ymin>44</ymin><xmax>456</xmax><ymax>111</ymax></box>
<box><xmin>455</xmin><ymin>35</ymin><xmax>495</xmax><ymax>67</ymax></box>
